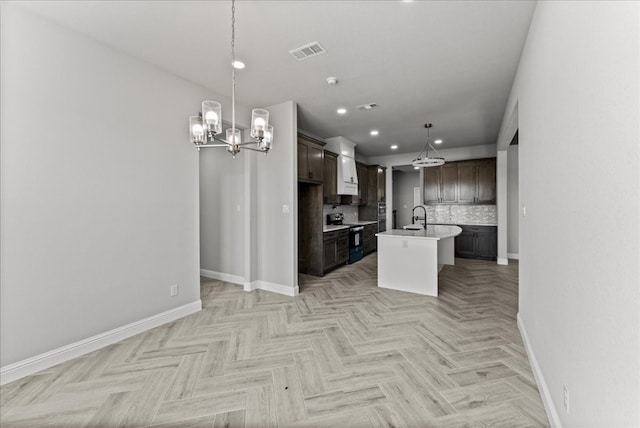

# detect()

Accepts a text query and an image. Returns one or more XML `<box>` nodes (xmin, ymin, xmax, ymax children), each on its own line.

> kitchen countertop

<box><xmin>376</xmin><ymin>225</ymin><xmax>462</xmax><ymax>241</ymax></box>
<box><xmin>432</xmin><ymin>222</ymin><xmax>497</xmax><ymax>227</ymax></box>
<box><xmin>323</xmin><ymin>225</ymin><xmax>350</xmax><ymax>232</ymax></box>
<box><xmin>323</xmin><ymin>221</ymin><xmax>377</xmax><ymax>233</ymax></box>
<box><xmin>344</xmin><ymin>221</ymin><xmax>378</xmax><ymax>226</ymax></box>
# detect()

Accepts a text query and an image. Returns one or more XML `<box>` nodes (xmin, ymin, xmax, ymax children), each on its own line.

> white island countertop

<box><xmin>376</xmin><ymin>225</ymin><xmax>462</xmax><ymax>241</ymax></box>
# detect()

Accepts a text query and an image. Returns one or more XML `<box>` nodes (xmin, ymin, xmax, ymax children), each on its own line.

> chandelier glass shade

<box><xmin>188</xmin><ymin>0</ymin><xmax>273</xmax><ymax>157</ymax></box>
<box><xmin>412</xmin><ymin>123</ymin><xmax>444</xmax><ymax>168</ymax></box>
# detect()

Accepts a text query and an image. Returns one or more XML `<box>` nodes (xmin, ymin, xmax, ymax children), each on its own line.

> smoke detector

<box><xmin>326</xmin><ymin>76</ymin><xmax>338</xmax><ymax>85</ymax></box>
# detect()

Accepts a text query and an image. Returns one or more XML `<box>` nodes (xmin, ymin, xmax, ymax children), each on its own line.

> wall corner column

<box><xmin>496</xmin><ymin>150</ymin><xmax>508</xmax><ymax>265</ymax></box>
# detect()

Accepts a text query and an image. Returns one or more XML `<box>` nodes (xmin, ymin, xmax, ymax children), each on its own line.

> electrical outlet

<box><xmin>563</xmin><ymin>385</ymin><xmax>569</xmax><ymax>413</ymax></box>
<box><xmin>170</xmin><ymin>284</ymin><xmax>178</xmax><ymax>297</ymax></box>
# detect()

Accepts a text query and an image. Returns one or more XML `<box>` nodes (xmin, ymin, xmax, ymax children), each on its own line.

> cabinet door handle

<box><xmin>309</xmin><ymin>172</ymin><xmax>313</xmax><ymax>179</ymax></box>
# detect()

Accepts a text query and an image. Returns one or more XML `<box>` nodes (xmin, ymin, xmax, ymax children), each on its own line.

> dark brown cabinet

<box><xmin>323</xmin><ymin>151</ymin><xmax>340</xmax><ymax>205</ymax></box>
<box><xmin>367</xmin><ymin>165</ymin><xmax>386</xmax><ymax>203</ymax></box>
<box><xmin>323</xmin><ymin>229</ymin><xmax>349</xmax><ymax>273</ymax></box>
<box><xmin>457</xmin><ymin>161</ymin><xmax>476</xmax><ymax>203</ymax></box>
<box><xmin>476</xmin><ymin>159</ymin><xmax>496</xmax><ymax>203</ymax></box>
<box><xmin>425</xmin><ymin>163</ymin><xmax>458</xmax><ymax>203</ymax></box>
<box><xmin>297</xmin><ymin>134</ymin><xmax>324</xmax><ymax>183</ymax></box>
<box><xmin>424</xmin><ymin>158</ymin><xmax>496</xmax><ymax>205</ymax></box>
<box><xmin>455</xmin><ymin>225</ymin><xmax>497</xmax><ymax>260</ymax></box>
<box><xmin>377</xmin><ymin>166</ymin><xmax>386</xmax><ymax>202</ymax></box>
<box><xmin>363</xmin><ymin>223</ymin><xmax>377</xmax><ymax>255</ymax></box>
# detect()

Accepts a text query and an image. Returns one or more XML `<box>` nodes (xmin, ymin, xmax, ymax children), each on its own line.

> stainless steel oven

<box><xmin>348</xmin><ymin>226</ymin><xmax>364</xmax><ymax>263</ymax></box>
<box><xmin>378</xmin><ymin>203</ymin><xmax>387</xmax><ymax>232</ymax></box>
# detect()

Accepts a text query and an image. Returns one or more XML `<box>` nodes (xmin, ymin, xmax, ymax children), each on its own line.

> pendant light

<box><xmin>412</xmin><ymin>123</ymin><xmax>444</xmax><ymax>167</ymax></box>
<box><xmin>188</xmin><ymin>0</ymin><xmax>273</xmax><ymax>157</ymax></box>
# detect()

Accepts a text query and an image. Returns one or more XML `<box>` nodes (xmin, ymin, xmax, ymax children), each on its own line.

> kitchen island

<box><xmin>376</xmin><ymin>225</ymin><xmax>462</xmax><ymax>297</ymax></box>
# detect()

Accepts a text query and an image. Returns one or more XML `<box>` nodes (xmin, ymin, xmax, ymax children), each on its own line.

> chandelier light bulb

<box><xmin>204</xmin><ymin>110</ymin><xmax>218</xmax><ymax>125</ymax></box>
<box><xmin>254</xmin><ymin>117</ymin><xmax>266</xmax><ymax>130</ymax></box>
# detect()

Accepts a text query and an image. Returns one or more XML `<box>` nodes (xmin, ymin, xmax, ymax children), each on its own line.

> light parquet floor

<box><xmin>1</xmin><ymin>255</ymin><xmax>549</xmax><ymax>427</ymax></box>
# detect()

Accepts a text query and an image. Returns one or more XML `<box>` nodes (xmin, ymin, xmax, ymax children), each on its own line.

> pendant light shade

<box><xmin>202</xmin><ymin>101</ymin><xmax>222</xmax><ymax>136</ymax></box>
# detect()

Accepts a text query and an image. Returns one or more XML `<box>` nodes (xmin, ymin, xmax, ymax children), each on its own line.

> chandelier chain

<box><xmin>231</xmin><ymin>0</ymin><xmax>236</xmax><ymax>134</ymax></box>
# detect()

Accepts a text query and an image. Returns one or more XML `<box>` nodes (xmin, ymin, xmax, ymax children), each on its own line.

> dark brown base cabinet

<box><xmin>323</xmin><ymin>229</ymin><xmax>349</xmax><ymax>273</ymax></box>
<box><xmin>363</xmin><ymin>223</ymin><xmax>377</xmax><ymax>255</ymax></box>
<box><xmin>455</xmin><ymin>225</ymin><xmax>497</xmax><ymax>261</ymax></box>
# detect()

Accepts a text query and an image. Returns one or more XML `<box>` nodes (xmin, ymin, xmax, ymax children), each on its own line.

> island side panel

<box><xmin>377</xmin><ymin>236</ymin><xmax>439</xmax><ymax>297</ymax></box>
<box><xmin>437</xmin><ymin>236</ymin><xmax>455</xmax><ymax>266</ymax></box>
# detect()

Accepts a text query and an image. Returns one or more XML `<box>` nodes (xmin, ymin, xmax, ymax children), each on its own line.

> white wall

<box><xmin>199</xmin><ymin>122</ymin><xmax>251</xmax><ymax>282</ymax></box>
<box><xmin>392</xmin><ymin>170</ymin><xmax>420</xmax><ymax>228</ymax></box>
<box><xmin>254</xmin><ymin>101</ymin><xmax>298</xmax><ymax>295</ymax></box>
<box><xmin>496</xmin><ymin>150</ymin><xmax>508</xmax><ymax>265</ymax></box>
<box><xmin>497</xmin><ymin>2</ymin><xmax>639</xmax><ymax>426</ymax></box>
<box><xmin>507</xmin><ymin>145</ymin><xmax>519</xmax><ymax>257</ymax></box>
<box><xmin>0</xmin><ymin>5</ymin><xmax>208</xmax><ymax>366</ymax></box>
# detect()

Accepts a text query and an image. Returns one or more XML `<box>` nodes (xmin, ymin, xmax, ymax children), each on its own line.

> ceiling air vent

<box><xmin>356</xmin><ymin>102</ymin><xmax>378</xmax><ymax>111</ymax></box>
<box><xmin>289</xmin><ymin>41</ymin><xmax>327</xmax><ymax>60</ymax></box>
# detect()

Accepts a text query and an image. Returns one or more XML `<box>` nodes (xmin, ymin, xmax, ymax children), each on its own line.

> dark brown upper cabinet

<box><xmin>297</xmin><ymin>133</ymin><xmax>324</xmax><ymax>184</ymax></box>
<box><xmin>323</xmin><ymin>151</ymin><xmax>340</xmax><ymax>205</ymax></box>
<box><xmin>424</xmin><ymin>163</ymin><xmax>458</xmax><ymax>204</ymax></box>
<box><xmin>423</xmin><ymin>157</ymin><xmax>496</xmax><ymax>205</ymax></box>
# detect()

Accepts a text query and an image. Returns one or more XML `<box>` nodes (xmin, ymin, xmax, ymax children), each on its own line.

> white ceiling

<box><xmin>17</xmin><ymin>0</ymin><xmax>535</xmax><ymax>157</ymax></box>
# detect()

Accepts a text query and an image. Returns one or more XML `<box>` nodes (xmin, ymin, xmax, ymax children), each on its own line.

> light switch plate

<box><xmin>282</xmin><ymin>205</ymin><xmax>290</xmax><ymax>214</ymax></box>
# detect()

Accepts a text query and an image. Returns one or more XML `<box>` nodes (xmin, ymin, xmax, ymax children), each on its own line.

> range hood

<box><xmin>337</xmin><ymin>155</ymin><xmax>358</xmax><ymax>195</ymax></box>
<box><xmin>325</xmin><ymin>136</ymin><xmax>358</xmax><ymax>196</ymax></box>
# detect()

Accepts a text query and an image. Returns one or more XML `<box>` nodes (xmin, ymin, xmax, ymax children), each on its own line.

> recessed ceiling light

<box><xmin>414</xmin><ymin>166</ymin><xmax>420</xmax><ymax>170</ymax></box>
<box><xmin>390</xmin><ymin>145</ymin><xmax>398</xmax><ymax>150</ymax></box>
<box><xmin>434</xmin><ymin>139</ymin><xmax>443</xmax><ymax>144</ymax></box>
<box><xmin>337</xmin><ymin>108</ymin><xmax>347</xmax><ymax>115</ymax></box>
<box><xmin>232</xmin><ymin>60</ymin><xmax>245</xmax><ymax>69</ymax></box>
<box><xmin>370</xmin><ymin>130</ymin><xmax>379</xmax><ymax>136</ymax></box>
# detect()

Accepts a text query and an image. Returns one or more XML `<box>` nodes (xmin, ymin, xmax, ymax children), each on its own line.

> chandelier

<box><xmin>412</xmin><ymin>123</ymin><xmax>444</xmax><ymax>167</ymax></box>
<box><xmin>188</xmin><ymin>0</ymin><xmax>273</xmax><ymax>157</ymax></box>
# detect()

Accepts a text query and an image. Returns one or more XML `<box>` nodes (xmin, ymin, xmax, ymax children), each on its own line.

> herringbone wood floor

<box><xmin>1</xmin><ymin>255</ymin><xmax>549</xmax><ymax>427</ymax></box>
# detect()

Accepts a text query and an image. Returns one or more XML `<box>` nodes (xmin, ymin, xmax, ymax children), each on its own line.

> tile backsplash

<box><xmin>417</xmin><ymin>204</ymin><xmax>497</xmax><ymax>225</ymax></box>
<box><xmin>323</xmin><ymin>204</ymin><xmax>359</xmax><ymax>224</ymax></box>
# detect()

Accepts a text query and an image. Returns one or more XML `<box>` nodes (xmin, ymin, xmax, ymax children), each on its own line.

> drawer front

<box><xmin>337</xmin><ymin>237</ymin><xmax>349</xmax><ymax>251</ymax></box>
<box><xmin>337</xmin><ymin>249</ymin><xmax>349</xmax><ymax>263</ymax></box>
<box><xmin>324</xmin><ymin>231</ymin><xmax>338</xmax><ymax>241</ymax></box>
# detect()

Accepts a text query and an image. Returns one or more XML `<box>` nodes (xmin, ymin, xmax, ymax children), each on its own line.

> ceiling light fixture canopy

<box><xmin>188</xmin><ymin>0</ymin><xmax>273</xmax><ymax>157</ymax></box>
<box><xmin>412</xmin><ymin>123</ymin><xmax>444</xmax><ymax>168</ymax></box>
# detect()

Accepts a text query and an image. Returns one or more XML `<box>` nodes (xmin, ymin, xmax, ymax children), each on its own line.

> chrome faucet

<box><xmin>412</xmin><ymin>205</ymin><xmax>427</xmax><ymax>229</ymax></box>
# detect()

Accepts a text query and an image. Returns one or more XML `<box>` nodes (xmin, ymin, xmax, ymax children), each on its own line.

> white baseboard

<box><xmin>508</xmin><ymin>252</ymin><xmax>520</xmax><ymax>260</ymax></box>
<box><xmin>497</xmin><ymin>257</ymin><xmax>509</xmax><ymax>265</ymax></box>
<box><xmin>245</xmin><ymin>280</ymin><xmax>299</xmax><ymax>297</ymax></box>
<box><xmin>200</xmin><ymin>269</ymin><xmax>244</xmax><ymax>285</ymax></box>
<box><xmin>517</xmin><ymin>313</ymin><xmax>562</xmax><ymax>428</ymax></box>
<box><xmin>200</xmin><ymin>270</ymin><xmax>297</xmax><ymax>297</ymax></box>
<box><xmin>0</xmin><ymin>300</ymin><xmax>202</xmax><ymax>386</ymax></box>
